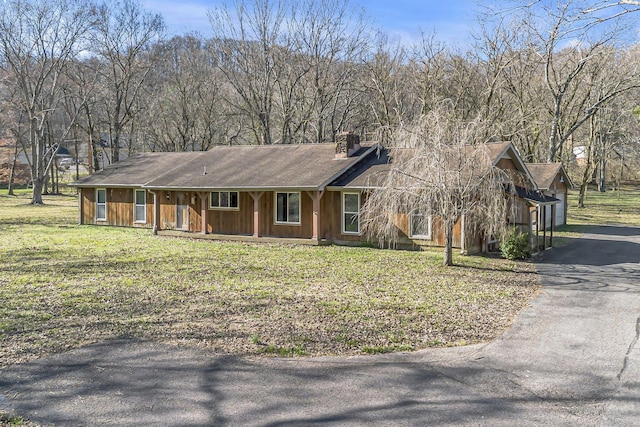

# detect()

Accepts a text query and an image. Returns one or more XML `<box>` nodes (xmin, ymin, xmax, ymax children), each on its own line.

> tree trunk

<box><xmin>443</xmin><ymin>221</ymin><xmax>454</xmax><ymax>266</ymax></box>
<box><xmin>30</xmin><ymin>118</ymin><xmax>44</xmax><ymax>205</ymax></box>
<box><xmin>31</xmin><ymin>177</ymin><xmax>44</xmax><ymax>204</ymax></box>
<box><xmin>598</xmin><ymin>155</ymin><xmax>606</xmax><ymax>193</ymax></box>
<box><xmin>7</xmin><ymin>140</ymin><xmax>18</xmax><ymax>196</ymax></box>
<box><xmin>578</xmin><ymin>180</ymin><xmax>588</xmax><ymax>208</ymax></box>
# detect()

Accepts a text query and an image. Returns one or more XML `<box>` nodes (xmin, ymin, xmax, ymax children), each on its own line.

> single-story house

<box><xmin>71</xmin><ymin>134</ymin><xmax>564</xmax><ymax>254</ymax></box>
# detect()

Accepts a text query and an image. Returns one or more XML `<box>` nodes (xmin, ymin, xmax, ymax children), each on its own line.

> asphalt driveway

<box><xmin>1</xmin><ymin>225</ymin><xmax>639</xmax><ymax>426</ymax></box>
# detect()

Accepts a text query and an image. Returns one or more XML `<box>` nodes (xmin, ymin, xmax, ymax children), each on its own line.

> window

<box><xmin>275</xmin><ymin>192</ymin><xmax>300</xmax><ymax>224</ymax></box>
<box><xmin>96</xmin><ymin>189</ymin><xmax>106</xmax><ymax>221</ymax></box>
<box><xmin>409</xmin><ymin>213</ymin><xmax>431</xmax><ymax>239</ymax></box>
<box><xmin>134</xmin><ymin>189</ymin><xmax>146</xmax><ymax>223</ymax></box>
<box><xmin>210</xmin><ymin>191</ymin><xmax>239</xmax><ymax>210</ymax></box>
<box><xmin>342</xmin><ymin>192</ymin><xmax>360</xmax><ymax>234</ymax></box>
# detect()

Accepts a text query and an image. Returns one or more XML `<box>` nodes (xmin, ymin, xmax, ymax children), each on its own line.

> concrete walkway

<box><xmin>1</xmin><ymin>225</ymin><xmax>639</xmax><ymax>426</ymax></box>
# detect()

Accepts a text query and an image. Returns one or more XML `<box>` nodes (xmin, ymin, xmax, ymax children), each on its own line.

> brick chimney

<box><xmin>334</xmin><ymin>132</ymin><xmax>361</xmax><ymax>159</ymax></box>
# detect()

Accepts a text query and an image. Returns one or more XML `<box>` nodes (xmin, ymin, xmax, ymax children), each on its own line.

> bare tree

<box><xmin>363</xmin><ymin>36</ymin><xmax>413</xmax><ymax>144</ymax></box>
<box><xmin>361</xmin><ymin>106</ymin><xmax>512</xmax><ymax>266</ymax></box>
<box><xmin>143</xmin><ymin>35</ymin><xmax>224</xmax><ymax>151</ymax></box>
<box><xmin>209</xmin><ymin>0</ymin><xmax>287</xmax><ymax>145</ymax></box>
<box><xmin>503</xmin><ymin>0</ymin><xmax>640</xmax><ymax>162</ymax></box>
<box><xmin>0</xmin><ymin>0</ymin><xmax>98</xmax><ymax>204</ymax></box>
<box><xmin>93</xmin><ymin>0</ymin><xmax>164</xmax><ymax>163</ymax></box>
<box><xmin>408</xmin><ymin>33</ymin><xmax>448</xmax><ymax>117</ymax></box>
<box><xmin>292</xmin><ymin>0</ymin><xmax>370</xmax><ymax>143</ymax></box>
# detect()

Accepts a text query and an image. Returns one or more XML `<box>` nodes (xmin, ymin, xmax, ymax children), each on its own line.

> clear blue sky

<box><xmin>143</xmin><ymin>0</ymin><xmax>477</xmax><ymax>47</ymax></box>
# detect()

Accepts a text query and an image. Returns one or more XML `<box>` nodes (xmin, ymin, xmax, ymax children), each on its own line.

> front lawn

<box><xmin>0</xmin><ymin>190</ymin><xmax>538</xmax><ymax>366</ymax></box>
<box><xmin>566</xmin><ymin>184</ymin><xmax>640</xmax><ymax>227</ymax></box>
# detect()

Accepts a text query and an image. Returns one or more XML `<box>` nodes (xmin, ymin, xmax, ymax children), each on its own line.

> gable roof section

<box><xmin>486</xmin><ymin>142</ymin><xmax>537</xmax><ymax>188</ymax></box>
<box><xmin>328</xmin><ymin>146</ymin><xmax>390</xmax><ymax>189</ymax></box>
<box><xmin>72</xmin><ymin>143</ymin><xmax>378</xmax><ymax>191</ymax></box>
<box><xmin>526</xmin><ymin>163</ymin><xmax>573</xmax><ymax>190</ymax></box>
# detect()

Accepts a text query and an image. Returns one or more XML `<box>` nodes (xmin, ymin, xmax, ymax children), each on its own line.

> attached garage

<box><xmin>526</xmin><ymin>163</ymin><xmax>572</xmax><ymax>229</ymax></box>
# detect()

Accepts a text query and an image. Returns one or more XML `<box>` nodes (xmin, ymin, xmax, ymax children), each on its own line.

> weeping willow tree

<box><xmin>361</xmin><ymin>107</ymin><xmax>513</xmax><ymax>266</ymax></box>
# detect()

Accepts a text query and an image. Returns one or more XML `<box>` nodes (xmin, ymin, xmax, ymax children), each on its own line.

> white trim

<box><xmin>341</xmin><ymin>192</ymin><xmax>361</xmax><ymax>235</ymax></box>
<box><xmin>96</xmin><ymin>188</ymin><xmax>107</xmax><ymax>221</ymax></box>
<box><xmin>409</xmin><ymin>213</ymin><xmax>432</xmax><ymax>240</ymax></box>
<box><xmin>274</xmin><ymin>191</ymin><xmax>301</xmax><ymax>225</ymax></box>
<box><xmin>209</xmin><ymin>191</ymin><xmax>240</xmax><ymax>211</ymax></box>
<box><xmin>134</xmin><ymin>189</ymin><xmax>146</xmax><ymax>224</ymax></box>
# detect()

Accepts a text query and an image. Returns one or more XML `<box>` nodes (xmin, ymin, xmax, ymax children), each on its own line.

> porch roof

<box><xmin>515</xmin><ymin>185</ymin><xmax>560</xmax><ymax>205</ymax></box>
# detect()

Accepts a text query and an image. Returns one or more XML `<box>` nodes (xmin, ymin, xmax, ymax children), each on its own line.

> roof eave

<box><xmin>70</xmin><ymin>183</ymin><xmax>146</xmax><ymax>188</ymax></box>
<box><xmin>142</xmin><ymin>185</ymin><xmax>322</xmax><ymax>192</ymax></box>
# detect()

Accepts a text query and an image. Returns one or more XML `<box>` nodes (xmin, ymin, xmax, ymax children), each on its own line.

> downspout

<box><xmin>550</xmin><ymin>203</ymin><xmax>555</xmax><ymax>248</ymax></box>
<box><xmin>460</xmin><ymin>213</ymin><xmax>466</xmax><ymax>255</ymax></box>
<box><xmin>77</xmin><ymin>188</ymin><xmax>82</xmax><ymax>225</ymax></box>
<box><xmin>542</xmin><ymin>205</ymin><xmax>547</xmax><ymax>249</ymax></box>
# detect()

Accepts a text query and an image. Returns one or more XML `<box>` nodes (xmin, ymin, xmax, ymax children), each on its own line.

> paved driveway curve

<box><xmin>1</xmin><ymin>225</ymin><xmax>639</xmax><ymax>426</ymax></box>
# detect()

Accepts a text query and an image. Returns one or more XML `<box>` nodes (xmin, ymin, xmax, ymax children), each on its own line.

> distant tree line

<box><xmin>2</xmin><ymin>0</ymin><xmax>640</xmax><ymax>204</ymax></box>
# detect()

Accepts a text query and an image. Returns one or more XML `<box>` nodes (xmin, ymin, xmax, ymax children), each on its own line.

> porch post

<box><xmin>542</xmin><ymin>205</ymin><xmax>547</xmax><ymax>249</ymax></box>
<box><xmin>534</xmin><ymin>205</ymin><xmax>540</xmax><ymax>252</ymax></box>
<box><xmin>550</xmin><ymin>203</ymin><xmax>555</xmax><ymax>247</ymax></box>
<box><xmin>249</xmin><ymin>192</ymin><xmax>264</xmax><ymax>238</ymax></box>
<box><xmin>199</xmin><ymin>192</ymin><xmax>209</xmax><ymax>235</ymax></box>
<box><xmin>152</xmin><ymin>190</ymin><xmax>161</xmax><ymax>235</ymax></box>
<box><xmin>306</xmin><ymin>190</ymin><xmax>325</xmax><ymax>241</ymax></box>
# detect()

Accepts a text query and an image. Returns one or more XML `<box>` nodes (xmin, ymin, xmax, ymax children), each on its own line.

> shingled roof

<box><xmin>72</xmin><ymin>143</ymin><xmax>378</xmax><ymax>190</ymax></box>
<box><xmin>331</xmin><ymin>141</ymin><xmax>536</xmax><ymax>189</ymax></box>
<box><xmin>526</xmin><ymin>163</ymin><xmax>573</xmax><ymax>190</ymax></box>
<box><xmin>71</xmin><ymin>152</ymin><xmax>195</xmax><ymax>187</ymax></box>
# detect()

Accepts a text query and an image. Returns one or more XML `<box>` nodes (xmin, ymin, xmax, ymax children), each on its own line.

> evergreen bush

<box><xmin>501</xmin><ymin>230</ymin><xmax>530</xmax><ymax>260</ymax></box>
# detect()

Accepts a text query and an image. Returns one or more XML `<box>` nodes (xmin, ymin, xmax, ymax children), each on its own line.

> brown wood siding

<box><xmin>81</xmin><ymin>188</ymin><xmax>96</xmax><ymax>225</ymax></box>
<box><xmin>321</xmin><ymin>191</ymin><xmax>364</xmax><ymax>242</ymax></box>
<box><xmin>392</xmin><ymin>213</ymin><xmax>463</xmax><ymax>249</ymax></box>
<box><xmin>80</xmin><ymin>187</ymin><xmax>152</xmax><ymax>228</ymax></box>
<box><xmin>159</xmin><ymin>190</ymin><xmax>176</xmax><ymax>229</ymax></box>
<box><xmin>550</xmin><ymin>174</ymin><xmax>568</xmax><ymax>193</ymax></box>
<box><xmin>508</xmin><ymin>195</ymin><xmax>531</xmax><ymax>226</ymax></box>
<box><xmin>258</xmin><ymin>191</ymin><xmax>313</xmax><ymax>238</ymax></box>
<box><xmin>107</xmin><ymin>188</ymin><xmax>132</xmax><ymax>227</ymax></box>
<box><xmin>205</xmin><ymin>192</ymin><xmax>253</xmax><ymax>235</ymax></box>
<box><xmin>496</xmin><ymin>157</ymin><xmax>531</xmax><ymax>188</ymax></box>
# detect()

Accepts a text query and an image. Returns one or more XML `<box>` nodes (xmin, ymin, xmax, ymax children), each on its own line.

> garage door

<box><xmin>555</xmin><ymin>193</ymin><xmax>565</xmax><ymax>226</ymax></box>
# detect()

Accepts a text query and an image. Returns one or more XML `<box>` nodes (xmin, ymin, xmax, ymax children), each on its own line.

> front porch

<box><xmin>156</xmin><ymin>229</ymin><xmax>330</xmax><ymax>246</ymax></box>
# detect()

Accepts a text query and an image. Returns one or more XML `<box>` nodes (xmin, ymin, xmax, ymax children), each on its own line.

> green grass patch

<box><xmin>0</xmin><ymin>191</ymin><xmax>539</xmax><ymax>365</ymax></box>
<box><xmin>566</xmin><ymin>184</ymin><xmax>640</xmax><ymax>227</ymax></box>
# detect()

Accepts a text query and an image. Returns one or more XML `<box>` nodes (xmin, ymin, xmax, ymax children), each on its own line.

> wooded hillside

<box><xmin>2</xmin><ymin>0</ymin><xmax>640</xmax><ymax>203</ymax></box>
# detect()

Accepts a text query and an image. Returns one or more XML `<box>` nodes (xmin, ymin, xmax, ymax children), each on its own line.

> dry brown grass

<box><xmin>0</xmin><ymin>190</ymin><xmax>539</xmax><ymax>367</ymax></box>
